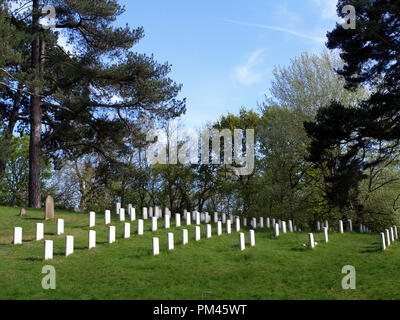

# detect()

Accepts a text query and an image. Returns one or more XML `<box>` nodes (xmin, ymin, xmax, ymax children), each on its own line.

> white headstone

<box><xmin>249</xmin><ymin>230</ymin><xmax>255</xmax><ymax>247</ymax></box>
<box><xmin>317</xmin><ymin>221</ymin><xmax>321</xmax><ymax>231</ymax></box>
<box><xmin>195</xmin><ymin>226</ymin><xmax>201</xmax><ymax>241</ymax></box>
<box><xmin>390</xmin><ymin>227</ymin><xmax>394</xmax><ymax>242</ymax></box>
<box><xmin>129</xmin><ymin>207</ymin><xmax>136</xmax><ymax>221</ymax></box>
<box><xmin>206</xmin><ymin>224</ymin><xmax>212</xmax><ymax>238</ymax></box>
<box><xmin>252</xmin><ymin>218</ymin><xmax>257</xmax><ymax>229</ymax></box>
<box><xmin>394</xmin><ymin>226</ymin><xmax>398</xmax><ymax>240</ymax></box>
<box><xmin>149</xmin><ymin>207</ymin><xmax>153</xmax><ymax>217</ymax></box>
<box><xmin>196</xmin><ymin>212</ymin><xmax>201</xmax><ymax>225</ymax></box>
<box><xmin>235</xmin><ymin>217</ymin><xmax>240</xmax><ymax>232</ymax></box>
<box><xmin>65</xmin><ymin>235</ymin><xmax>74</xmax><ymax>257</ymax></box>
<box><xmin>339</xmin><ymin>220</ymin><xmax>344</xmax><ymax>234</ymax></box>
<box><xmin>167</xmin><ymin>233</ymin><xmax>174</xmax><ymax>250</ymax></box>
<box><xmin>309</xmin><ymin>233</ymin><xmax>315</xmax><ymax>248</ymax></box>
<box><xmin>153</xmin><ymin>237</ymin><xmax>160</xmax><ymax>256</ymax></box>
<box><xmin>165</xmin><ymin>215</ymin><xmax>170</xmax><ymax>229</ymax></box>
<box><xmin>13</xmin><ymin>227</ymin><xmax>22</xmax><ymax>245</ymax></box>
<box><xmin>89</xmin><ymin>211</ymin><xmax>95</xmax><ymax>227</ymax></box>
<box><xmin>386</xmin><ymin>229</ymin><xmax>391</xmax><ymax>246</ymax></box>
<box><xmin>124</xmin><ymin>223</ymin><xmax>131</xmax><ymax>239</ymax></box>
<box><xmin>116</xmin><ymin>202</ymin><xmax>121</xmax><ymax>215</ymax></box>
<box><xmin>259</xmin><ymin>217</ymin><xmax>264</xmax><ymax>228</ymax></box>
<box><xmin>381</xmin><ymin>232</ymin><xmax>386</xmax><ymax>250</ymax></box>
<box><xmin>217</xmin><ymin>221</ymin><xmax>222</xmax><ymax>236</ymax></box>
<box><xmin>201</xmin><ymin>213</ymin><xmax>205</xmax><ymax>222</ymax></box>
<box><xmin>182</xmin><ymin>229</ymin><xmax>188</xmax><ymax>245</ymax></box>
<box><xmin>175</xmin><ymin>213</ymin><xmax>181</xmax><ymax>227</ymax></box>
<box><xmin>271</xmin><ymin>218</ymin><xmax>276</xmax><ymax>228</ymax></box>
<box><xmin>205</xmin><ymin>213</ymin><xmax>210</xmax><ymax>223</ymax></box>
<box><xmin>243</xmin><ymin>218</ymin><xmax>247</xmax><ymax>227</ymax></box>
<box><xmin>226</xmin><ymin>220</ymin><xmax>232</xmax><ymax>234</ymax></box>
<box><xmin>152</xmin><ymin>217</ymin><xmax>158</xmax><ymax>232</ymax></box>
<box><xmin>274</xmin><ymin>223</ymin><xmax>279</xmax><ymax>237</ymax></box>
<box><xmin>348</xmin><ymin>219</ymin><xmax>353</xmax><ymax>231</ymax></box>
<box><xmin>186</xmin><ymin>212</ymin><xmax>191</xmax><ymax>225</ymax></box>
<box><xmin>324</xmin><ymin>227</ymin><xmax>329</xmax><ymax>243</ymax></box>
<box><xmin>105</xmin><ymin>210</ymin><xmax>111</xmax><ymax>224</ymax></box>
<box><xmin>214</xmin><ymin>212</ymin><xmax>219</xmax><ymax>224</ymax></box>
<box><xmin>142</xmin><ymin>207</ymin><xmax>148</xmax><ymax>220</ymax></box>
<box><xmin>239</xmin><ymin>233</ymin><xmax>245</xmax><ymax>251</ymax></box>
<box><xmin>138</xmin><ymin>219</ymin><xmax>144</xmax><ymax>235</ymax></box>
<box><xmin>44</xmin><ymin>240</ymin><xmax>53</xmax><ymax>260</ymax></box>
<box><xmin>88</xmin><ymin>230</ymin><xmax>96</xmax><ymax>249</ymax></box>
<box><xmin>57</xmin><ymin>219</ymin><xmax>64</xmax><ymax>235</ymax></box>
<box><xmin>266</xmin><ymin>217</ymin><xmax>270</xmax><ymax>229</ymax></box>
<box><xmin>288</xmin><ymin>220</ymin><xmax>293</xmax><ymax>232</ymax></box>
<box><xmin>109</xmin><ymin>226</ymin><xmax>116</xmax><ymax>244</ymax></box>
<box><xmin>222</xmin><ymin>214</ymin><xmax>226</xmax><ymax>224</ymax></box>
<box><xmin>119</xmin><ymin>208</ymin><xmax>125</xmax><ymax>221</ymax></box>
<box><xmin>282</xmin><ymin>221</ymin><xmax>287</xmax><ymax>233</ymax></box>
<box><xmin>36</xmin><ymin>223</ymin><xmax>44</xmax><ymax>241</ymax></box>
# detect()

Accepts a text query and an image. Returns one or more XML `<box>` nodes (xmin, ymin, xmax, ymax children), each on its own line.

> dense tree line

<box><xmin>0</xmin><ymin>0</ymin><xmax>399</xmax><ymax>232</ymax></box>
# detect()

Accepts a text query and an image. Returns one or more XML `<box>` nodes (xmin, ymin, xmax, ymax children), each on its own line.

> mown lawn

<box><xmin>0</xmin><ymin>206</ymin><xmax>399</xmax><ymax>300</ymax></box>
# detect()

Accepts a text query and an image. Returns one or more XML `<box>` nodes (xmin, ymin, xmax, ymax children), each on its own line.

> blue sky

<box><xmin>117</xmin><ymin>0</ymin><xmax>341</xmax><ymax>129</ymax></box>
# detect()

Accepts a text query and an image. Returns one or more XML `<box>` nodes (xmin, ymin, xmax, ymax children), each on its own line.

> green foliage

<box><xmin>0</xmin><ymin>134</ymin><xmax>52</xmax><ymax>206</ymax></box>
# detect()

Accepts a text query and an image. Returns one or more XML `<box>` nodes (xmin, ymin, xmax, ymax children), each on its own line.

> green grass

<box><xmin>0</xmin><ymin>205</ymin><xmax>399</xmax><ymax>300</ymax></box>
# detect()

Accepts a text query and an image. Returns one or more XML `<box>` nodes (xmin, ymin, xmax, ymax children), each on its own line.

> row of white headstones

<box><xmin>13</xmin><ymin>208</ymin><xmax>396</xmax><ymax>259</ymax></box>
<box><xmin>12</xmin><ymin>210</ymin><xmax>261</xmax><ymax>260</ymax></box>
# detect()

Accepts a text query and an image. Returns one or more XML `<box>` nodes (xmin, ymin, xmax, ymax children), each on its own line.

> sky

<box><xmin>115</xmin><ymin>0</ymin><xmax>342</xmax><ymax>129</ymax></box>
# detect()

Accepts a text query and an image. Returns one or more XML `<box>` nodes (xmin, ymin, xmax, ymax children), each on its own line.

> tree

<box><xmin>305</xmin><ymin>0</ymin><xmax>400</xmax><ymax>211</ymax></box>
<box><xmin>1</xmin><ymin>0</ymin><xmax>186</xmax><ymax>208</ymax></box>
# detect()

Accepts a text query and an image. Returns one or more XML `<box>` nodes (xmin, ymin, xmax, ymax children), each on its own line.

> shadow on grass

<box><xmin>361</xmin><ymin>246</ymin><xmax>381</xmax><ymax>253</ymax></box>
<box><xmin>22</xmin><ymin>217</ymin><xmax>44</xmax><ymax>221</ymax></box>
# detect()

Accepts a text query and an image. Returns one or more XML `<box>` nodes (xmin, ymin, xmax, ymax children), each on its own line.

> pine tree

<box><xmin>0</xmin><ymin>0</ymin><xmax>186</xmax><ymax>208</ymax></box>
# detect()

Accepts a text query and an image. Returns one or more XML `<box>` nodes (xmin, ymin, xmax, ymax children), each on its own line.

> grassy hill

<box><xmin>0</xmin><ymin>206</ymin><xmax>399</xmax><ymax>300</ymax></box>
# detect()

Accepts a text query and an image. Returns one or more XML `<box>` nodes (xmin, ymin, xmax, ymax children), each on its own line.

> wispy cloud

<box><xmin>225</xmin><ymin>19</ymin><xmax>325</xmax><ymax>43</ymax></box>
<box><xmin>233</xmin><ymin>49</ymin><xmax>268</xmax><ymax>87</ymax></box>
<box><xmin>311</xmin><ymin>0</ymin><xmax>339</xmax><ymax>21</ymax></box>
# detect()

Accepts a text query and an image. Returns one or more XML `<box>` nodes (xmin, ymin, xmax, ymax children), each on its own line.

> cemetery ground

<box><xmin>0</xmin><ymin>206</ymin><xmax>400</xmax><ymax>300</ymax></box>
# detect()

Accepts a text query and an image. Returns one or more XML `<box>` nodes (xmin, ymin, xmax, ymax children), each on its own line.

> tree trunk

<box><xmin>28</xmin><ymin>0</ymin><xmax>43</xmax><ymax>208</ymax></box>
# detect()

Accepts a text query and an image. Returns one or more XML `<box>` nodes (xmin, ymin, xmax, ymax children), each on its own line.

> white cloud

<box><xmin>225</xmin><ymin>19</ymin><xmax>326</xmax><ymax>43</ymax></box>
<box><xmin>311</xmin><ymin>0</ymin><xmax>338</xmax><ymax>21</ymax></box>
<box><xmin>233</xmin><ymin>49</ymin><xmax>268</xmax><ymax>87</ymax></box>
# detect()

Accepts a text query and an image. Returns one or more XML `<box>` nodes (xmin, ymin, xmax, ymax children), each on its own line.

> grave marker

<box><xmin>274</xmin><ymin>223</ymin><xmax>279</xmax><ymax>237</ymax></box>
<box><xmin>142</xmin><ymin>207</ymin><xmax>148</xmax><ymax>220</ymax></box>
<box><xmin>324</xmin><ymin>227</ymin><xmax>329</xmax><ymax>243</ymax></box>
<box><xmin>165</xmin><ymin>215</ymin><xmax>171</xmax><ymax>229</ymax></box>
<box><xmin>119</xmin><ymin>208</ymin><xmax>126</xmax><ymax>221</ymax></box>
<box><xmin>206</xmin><ymin>224</ymin><xmax>212</xmax><ymax>238</ymax></box>
<box><xmin>13</xmin><ymin>227</ymin><xmax>22</xmax><ymax>245</ymax></box>
<box><xmin>282</xmin><ymin>221</ymin><xmax>287</xmax><ymax>233</ymax></box>
<box><xmin>44</xmin><ymin>195</ymin><xmax>55</xmax><ymax>220</ymax></box>
<box><xmin>65</xmin><ymin>235</ymin><xmax>74</xmax><ymax>257</ymax></box>
<box><xmin>186</xmin><ymin>212</ymin><xmax>191</xmax><ymax>225</ymax></box>
<box><xmin>167</xmin><ymin>233</ymin><xmax>174</xmax><ymax>250</ymax></box>
<box><xmin>386</xmin><ymin>229</ymin><xmax>391</xmax><ymax>246</ymax></box>
<box><xmin>138</xmin><ymin>219</ymin><xmax>144</xmax><ymax>235</ymax></box>
<box><xmin>176</xmin><ymin>214</ymin><xmax>181</xmax><ymax>227</ymax></box>
<box><xmin>239</xmin><ymin>233</ymin><xmax>245</xmax><ymax>251</ymax></box>
<box><xmin>153</xmin><ymin>237</ymin><xmax>160</xmax><ymax>256</ymax></box>
<box><xmin>182</xmin><ymin>229</ymin><xmax>188</xmax><ymax>245</ymax></box>
<box><xmin>339</xmin><ymin>220</ymin><xmax>344</xmax><ymax>234</ymax></box>
<box><xmin>288</xmin><ymin>220</ymin><xmax>293</xmax><ymax>232</ymax></box>
<box><xmin>109</xmin><ymin>226</ymin><xmax>116</xmax><ymax>243</ymax></box>
<box><xmin>105</xmin><ymin>210</ymin><xmax>111</xmax><ymax>225</ymax></box>
<box><xmin>88</xmin><ymin>230</ymin><xmax>96</xmax><ymax>249</ymax></box>
<box><xmin>235</xmin><ymin>217</ymin><xmax>240</xmax><ymax>232</ymax></box>
<box><xmin>217</xmin><ymin>221</ymin><xmax>222</xmax><ymax>236</ymax></box>
<box><xmin>309</xmin><ymin>233</ymin><xmax>315</xmax><ymax>248</ymax></box>
<box><xmin>249</xmin><ymin>230</ymin><xmax>255</xmax><ymax>247</ymax></box>
<box><xmin>57</xmin><ymin>219</ymin><xmax>64</xmax><ymax>235</ymax></box>
<box><xmin>124</xmin><ymin>223</ymin><xmax>131</xmax><ymax>239</ymax></box>
<box><xmin>89</xmin><ymin>211</ymin><xmax>95</xmax><ymax>227</ymax></box>
<box><xmin>266</xmin><ymin>217</ymin><xmax>271</xmax><ymax>229</ymax></box>
<box><xmin>129</xmin><ymin>208</ymin><xmax>136</xmax><ymax>221</ymax></box>
<box><xmin>152</xmin><ymin>217</ymin><xmax>158</xmax><ymax>232</ymax></box>
<box><xmin>36</xmin><ymin>223</ymin><xmax>44</xmax><ymax>241</ymax></box>
<box><xmin>44</xmin><ymin>240</ymin><xmax>53</xmax><ymax>260</ymax></box>
<box><xmin>195</xmin><ymin>226</ymin><xmax>201</xmax><ymax>241</ymax></box>
<box><xmin>116</xmin><ymin>202</ymin><xmax>121</xmax><ymax>215</ymax></box>
<box><xmin>381</xmin><ymin>233</ymin><xmax>386</xmax><ymax>250</ymax></box>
